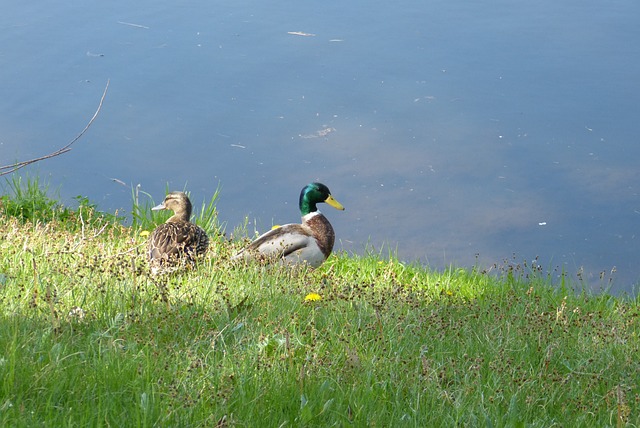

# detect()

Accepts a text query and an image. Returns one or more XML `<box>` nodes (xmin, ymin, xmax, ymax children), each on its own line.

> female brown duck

<box><xmin>148</xmin><ymin>191</ymin><xmax>209</xmax><ymax>274</ymax></box>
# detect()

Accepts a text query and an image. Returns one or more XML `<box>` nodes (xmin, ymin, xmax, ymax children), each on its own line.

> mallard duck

<box><xmin>233</xmin><ymin>182</ymin><xmax>345</xmax><ymax>268</ymax></box>
<box><xmin>148</xmin><ymin>191</ymin><xmax>209</xmax><ymax>274</ymax></box>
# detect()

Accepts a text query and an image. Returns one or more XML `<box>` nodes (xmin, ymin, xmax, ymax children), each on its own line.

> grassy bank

<box><xmin>0</xmin><ymin>182</ymin><xmax>639</xmax><ymax>426</ymax></box>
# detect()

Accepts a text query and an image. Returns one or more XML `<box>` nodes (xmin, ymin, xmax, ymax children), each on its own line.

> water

<box><xmin>1</xmin><ymin>0</ymin><xmax>639</xmax><ymax>294</ymax></box>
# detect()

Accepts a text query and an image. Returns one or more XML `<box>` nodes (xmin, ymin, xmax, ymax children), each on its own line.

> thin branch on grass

<box><xmin>0</xmin><ymin>79</ymin><xmax>110</xmax><ymax>177</ymax></box>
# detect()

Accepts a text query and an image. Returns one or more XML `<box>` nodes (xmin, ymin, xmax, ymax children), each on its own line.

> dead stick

<box><xmin>0</xmin><ymin>79</ymin><xmax>110</xmax><ymax>176</ymax></box>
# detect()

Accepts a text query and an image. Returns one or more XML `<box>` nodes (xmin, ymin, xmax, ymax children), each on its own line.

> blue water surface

<box><xmin>1</xmin><ymin>0</ymin><xmax>639</xmax><ymax>293</ymax></box>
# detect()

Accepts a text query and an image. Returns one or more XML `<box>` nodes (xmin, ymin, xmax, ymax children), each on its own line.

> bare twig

<box><xmin>0</xmin><ymin>79</ymin><xmax>110</xmax><ymax>177</ymax></box>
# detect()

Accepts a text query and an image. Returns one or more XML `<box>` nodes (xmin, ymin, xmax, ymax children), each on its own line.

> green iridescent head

<box><xmin>298</xmin><ymin>182</ymin><xmax>345</xmax><ymax>216</ymax></box>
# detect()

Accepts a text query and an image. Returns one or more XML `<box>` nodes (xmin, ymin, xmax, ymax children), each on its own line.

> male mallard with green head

<box><xmin>233</xmin><ymin>182</ymin><xmax>345</xmax><ymax>268</ymax></box>
<box><xmin>148</xmin><ymin>191</ymin><xmax>209</xmax><ymax>274</ymax></box>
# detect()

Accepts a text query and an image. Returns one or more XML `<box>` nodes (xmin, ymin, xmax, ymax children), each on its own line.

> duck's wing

<box><xmin>149</xmin><ymin>222</ymin><xmax>208</xmax><ymax>260</ymax></box>
<box><xmin>235</xmin><ymin>223</ymin><xmax>313</xmax><ymax>259</ymax></box>
<box><xmin>149</xmin><ymin>223</ymin><xmax>179</xmax><ymax>259</ymax></box>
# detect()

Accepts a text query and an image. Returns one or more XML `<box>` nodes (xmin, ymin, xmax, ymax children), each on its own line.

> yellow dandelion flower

<box><xmin>304</xmin><ymin>292</ymin><xmax>322</xmax><ymax>302</ymax></box>
<box><xmin>140</xmin><ymin>230</ymin><xmax>150</xmax><ymax>237</ymax></box>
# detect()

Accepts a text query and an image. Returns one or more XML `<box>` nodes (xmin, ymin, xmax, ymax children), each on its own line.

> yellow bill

<box><xmin>325</xmin><ymin>195</ymin><xmax>345</xmax><ymax>211</ymax></box>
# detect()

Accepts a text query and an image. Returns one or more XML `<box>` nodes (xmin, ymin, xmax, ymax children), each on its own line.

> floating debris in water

<box><xmin>287</xmin><ymin>31</ymin><xmax>316</xmax><ymax>37</ymax></box>
<box><xmin>299</xmin><ymin>127</ymin><xmax>336</xmax><ymax>139</ymax></box>
<box><xmin>117</xmin><ymin>21</ymin><xmax>149</xmax><ymax>29</ymax></box>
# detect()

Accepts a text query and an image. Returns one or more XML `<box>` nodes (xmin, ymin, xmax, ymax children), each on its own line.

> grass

<box><xmin>1</xmin><ymin>177</ymin><xmax>639</xmax><ymax>426</ymax></box>
<box><xmin>0</xmin><ymin>174</ymin><xmax>120</xmax><ymax>230</ymax></box>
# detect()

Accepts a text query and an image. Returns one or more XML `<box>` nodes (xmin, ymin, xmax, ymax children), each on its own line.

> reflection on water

<box><xmin>1</xmin><ymin>0</ymin><xmax>639</xmax><ymax>293</ymax></box>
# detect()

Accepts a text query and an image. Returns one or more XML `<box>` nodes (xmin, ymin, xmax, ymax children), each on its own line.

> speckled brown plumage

<box><xmin>148</xmin><ymin>191</ymin><xmax>209</xmax><ymax>274</ymax></box>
